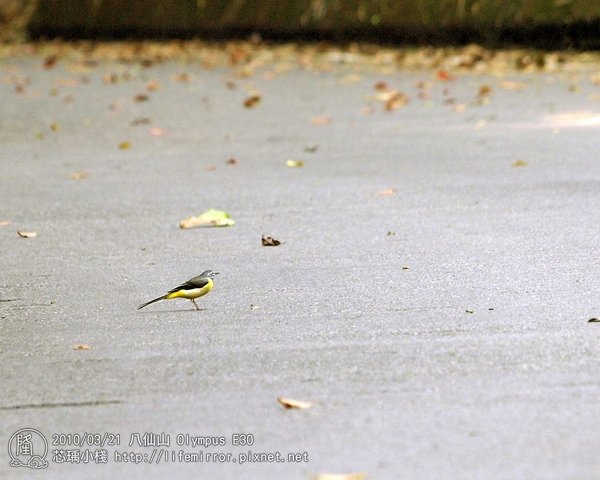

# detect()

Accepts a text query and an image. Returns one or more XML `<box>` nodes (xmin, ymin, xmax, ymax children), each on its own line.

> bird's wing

<box><xmin>168</xmin><ymin>275</ymin><xmax>209</xmax><ymax>293</ymax></box>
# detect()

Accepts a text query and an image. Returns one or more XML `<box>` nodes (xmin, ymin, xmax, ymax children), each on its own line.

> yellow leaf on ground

<box><xmin>180</xmin><ymin>209</ymin><xmax>235</xmax><ymax>229</ymax></box>
<box><xmin>17</xmin><ymin>230</ymin><xmax>37</xmax><ymax>238</ymax></box>
<box><xmin>286</xmin><ymin>159</ymin><xmax>304</xmax><ymax>168</ymax></box>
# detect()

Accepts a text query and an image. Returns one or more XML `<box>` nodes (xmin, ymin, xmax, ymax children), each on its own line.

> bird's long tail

<box><xmin>138</xmin><ymin>295</ymin><xmax>167</xmax><ymax>310</ymax></box>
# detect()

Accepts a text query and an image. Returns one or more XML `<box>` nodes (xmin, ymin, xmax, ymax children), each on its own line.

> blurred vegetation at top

<box><xmin>1</xmin><ymin>0</ymin><xmax>599</xmax><ymax>48</ymax></box>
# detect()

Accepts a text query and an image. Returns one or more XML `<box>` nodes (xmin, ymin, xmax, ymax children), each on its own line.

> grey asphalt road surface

<box><xmin>1</xmin><ymin>48</ymin><xmax>599</xmax><ymax>479</ymax></box>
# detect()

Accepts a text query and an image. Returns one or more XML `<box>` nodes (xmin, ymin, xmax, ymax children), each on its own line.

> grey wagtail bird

<box><xmin>138</xmin><ymin>270</ymin><xmax>219</xmax><ymax>311</ymax></box>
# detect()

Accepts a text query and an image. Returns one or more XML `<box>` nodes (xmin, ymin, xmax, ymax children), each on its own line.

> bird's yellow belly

<box><xmin>166</xmin><ymin>281</ymin><xmax>213</xmax><ymax>300</ymax></box>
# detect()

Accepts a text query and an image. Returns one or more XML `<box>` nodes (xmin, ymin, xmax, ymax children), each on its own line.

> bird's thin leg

<box><xmin>191</xmin><ymin>299</ymin><xmax>200</xmax><ymax>310</ymax></box>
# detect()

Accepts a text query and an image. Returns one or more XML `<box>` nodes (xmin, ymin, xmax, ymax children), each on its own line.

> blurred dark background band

<box><xmin>2</xmin><ymin>0</ymin><xmax>600</xmax><ymax>48</ymax></box>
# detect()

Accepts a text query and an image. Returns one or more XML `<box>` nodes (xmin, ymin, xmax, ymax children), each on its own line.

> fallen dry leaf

<box><xmin>339</xmin><ymin>73</ymin><xmax>362</xmax><ymax>85</ymax></box>
<box><xmin>437</xmin><ymin>70</ymin><xmax>455</xmax><ymax>81</ymax></box>
<box><xmin>226</xmin><ymin>157</ymin><xmax>238</xmax><ymax>165</ymax></box>
<box><xmin>378</xmin><ymin>188</ymin><xmax>397</xmax><ymax>196</ymax></box>
<box><xmin>17</xmin><ymin>230</ymin><xmax>37</xmax><ymax>238</ymax></box>
<box><xmin>68</xmin><ymin>171</ymin><xmax>88</xmax><ymax>180</ymax></box>
<box><xmin>385</xmin><ymin>92</ymin><xmax>409</xmax><ymax>111</ymax></box>
<box><xmin>374</xmin><ymin>80</ymin><xmax>390</xmax><ymax>91</ymax></box>
<box><xmin>310</xmin><ymin>115</ymin><xmax>331</xmax><ymax>125</ymax></box>
<box><xmin>130</xmin><ymin>117</ymin><xmax>152</xmax><ymax>126</ymax></box>
<box><xmin>43</xmin><ymin>54</ymin><xmax>58</xmax><ymax>69</ymax></box>
<box><xmin>102</xmin><ymin>72</ymin><xmax>119</xmax><ymax>84</ymax></box>
<box><xmin>204</xmin><ymin>165</ymin><xmax>217</xmax><ymax>171</ymax></box>
<box><xmin>314</xmin><ymin>473</ymin><xmax>367</xmax><ymax>480</ymax></box>
<box><xmin>262</xmin><ymin>235</ymin><xmax>282</xmax><ymax>246</ymax></box>
<box><xmin>58</xmin><ymin>78</ymin><xmax>79</xmax><ymax>88</ymax></box>
<box><xmin>500</xmin><ymin>80</ymin><xmax>527</xmax><ymax>90</ymax></box>
<box><xmin>119</xmin><ymin>141</ymin><xmax>131</xmax><ymax>150</ymax></box>
<box><xmin>180</xmin><ymin>209</ymin><xmax>235</xmax><ymax>229</ymax></box>
<box><xmin>478</xmin><ymin>84</ymin><xmax>492</xmax><ymax>98</ymax></box>
<box><xmin>49</xmin><ymin>122</ymin><xmax>60</xmax><ymax>132</ymax></box>
<box><xmin>149</xmin><ymin>127</ymin><xmax>166</xmax><ymax>137</ymax></box>
<box><xmin>588</xmin><ymin>318</ymin><xmax>600</xmax><ymax>323</ymax></box>
<box><xmin>286</xmin><ymin>159</ymin><xmax>304</xmax><ymax>168</ymax></box>
<box><xmin>512</xmin><ymin>159</ymin><xmax>528</xmax><ymax>167</ymax></box>
<box><xmin>73</xmin><ymin>343</ymin><xmax>91</xmax><ymax>350</ymax></box>
<box><xmin>249</xmin><ymin>304</ymin><xmax>260</xmax><ymax>310</ymax></box>
<box><xmin>134</xmin><ymin>94</ymin><xmax>150</xmax><ymax>102</ymax></box>
<box><xmin>304</xmin><ymin>144</ymin><xmax>319</xmax><ymax>153</ymax></box>
<box><xmin>277</xmin><ymin>396</ymin><xmax>312</xmax><ymax>410</ymax></box>
<box><xmin>146</xmin><ymin>80</ymin><xmax>161</xmax><ymax>92</ymax></box>
<box><xmin>360</xmin><ymin>106</ymin><xmax>375</xmax><ymax>115</ymax></box>
<box><xmin>0</xmin><ymin>220</ymin><xmax>13</xmax><ymax>227</ymax></box>
<box><xmin>171</xmin><ymin>72</ymin><xmax>191</xmax><ymax>83</ymax></box>
<box><xmin>244</xmin><ymin>95</ymin><xmax>261</xmax><ymax>108</ymax></box>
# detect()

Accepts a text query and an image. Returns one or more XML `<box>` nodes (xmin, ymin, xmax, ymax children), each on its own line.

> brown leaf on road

<box><xmin>68</xmin><ymin>171</ymin><xmax>88</xmax><ymax>180</ymax></box>
<box><xmin>378</xmin><ymin>188</ymin><xmax>397</xmax><ymax>196</ymax></box>
<box><xmin>226</xmin><ymin>157</ymin><xmax>238</xmax><ymax>165</ymax></box>
<box><xmin>500</xmin><ymin>80</ymin><xmax>527</xmax><ymax>90</ymax></box>
<box><xmin>311</xmin><ymin>115</ymin><xmax>331</xmax><ymax>125</ymax></box>
<box><xmin>262</xmin><ymin>236</ymin><xmax>282</xmax><ymax>246</ymax></box>
<box><xmin>130</xmin><ymin>117</ymin><xmax>153</xmax><ymax>126</ymax></box>
<box><xmin>373</xmin><ymin>80</ymin><xmax>390</xmax><ymax>91</ymax></box>
<box><xmin>437</xmin><ymin>70</ymin><xmax>455</xmax><ymax>81</ymax></box>
<box><xmin>149</xmin><ymin>127</ymin><xmax>166</xmax><ymax>137</ymax></box>
<box><xmin>17</xmin><ymin>230</ymin><xmax>37</xmax><ymax>238</ymax></box>
<box><xmin>244</xmin><ymin>95</ymin><xmax>262</xmax><ymax>108</ymax></box>
<box><xmin>73</xmin><ymin>343</ymin><xmax>91</xmax><ymax>350</ymax></box>
<box><xmin>43</xmin><ymin>55</ymin><xmax>58</xmax><ymax>69</ymax></box>
<box><xmin>478</xmin><ymin>84</ymin><xmax>492</xmax><ymax>97</ymax></box>
<box><xmin>314</xmin><ymin>473</ymin><xmax>367</xmax><ymax>480</ymax></box>
<box><xmin>119</xmin><ymin>141</ymin><xmax>131</xmax><ymax>150</ymax></box>
<box><xmin>171</xmin><ymin>72</ymin><xmax>191</xmax><ymax>83</ymax></box>
<box><xmin>145</xmin><ymin>80</ymin><xmax>161</xmax><ymax>92</ymax></box>
<box><xmin>384</xmin><ymin>92</ymin><xmax>409</xmax><ymax>111</ymax></box>
<box><xmin>277</xmin><ymin>396</ymin><xmax>312</xmax><ymax>410</ymax></box>
<box><xmin>134</xmin><ymin>94</ymin><xmax>150</xmax><ymax>102</ymax></box>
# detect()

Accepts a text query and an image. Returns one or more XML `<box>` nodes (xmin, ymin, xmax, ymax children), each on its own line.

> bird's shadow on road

<box><xmin>136</xmin><ymin>308</ymin><xmax>208</xmax><ymax>314</ymax></box>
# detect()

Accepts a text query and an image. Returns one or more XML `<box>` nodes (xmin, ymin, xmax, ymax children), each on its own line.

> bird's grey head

<box><xmin>201</xmin><ymin>270</ymin><xmax>219</xmax><ymax>278</ymax></box>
